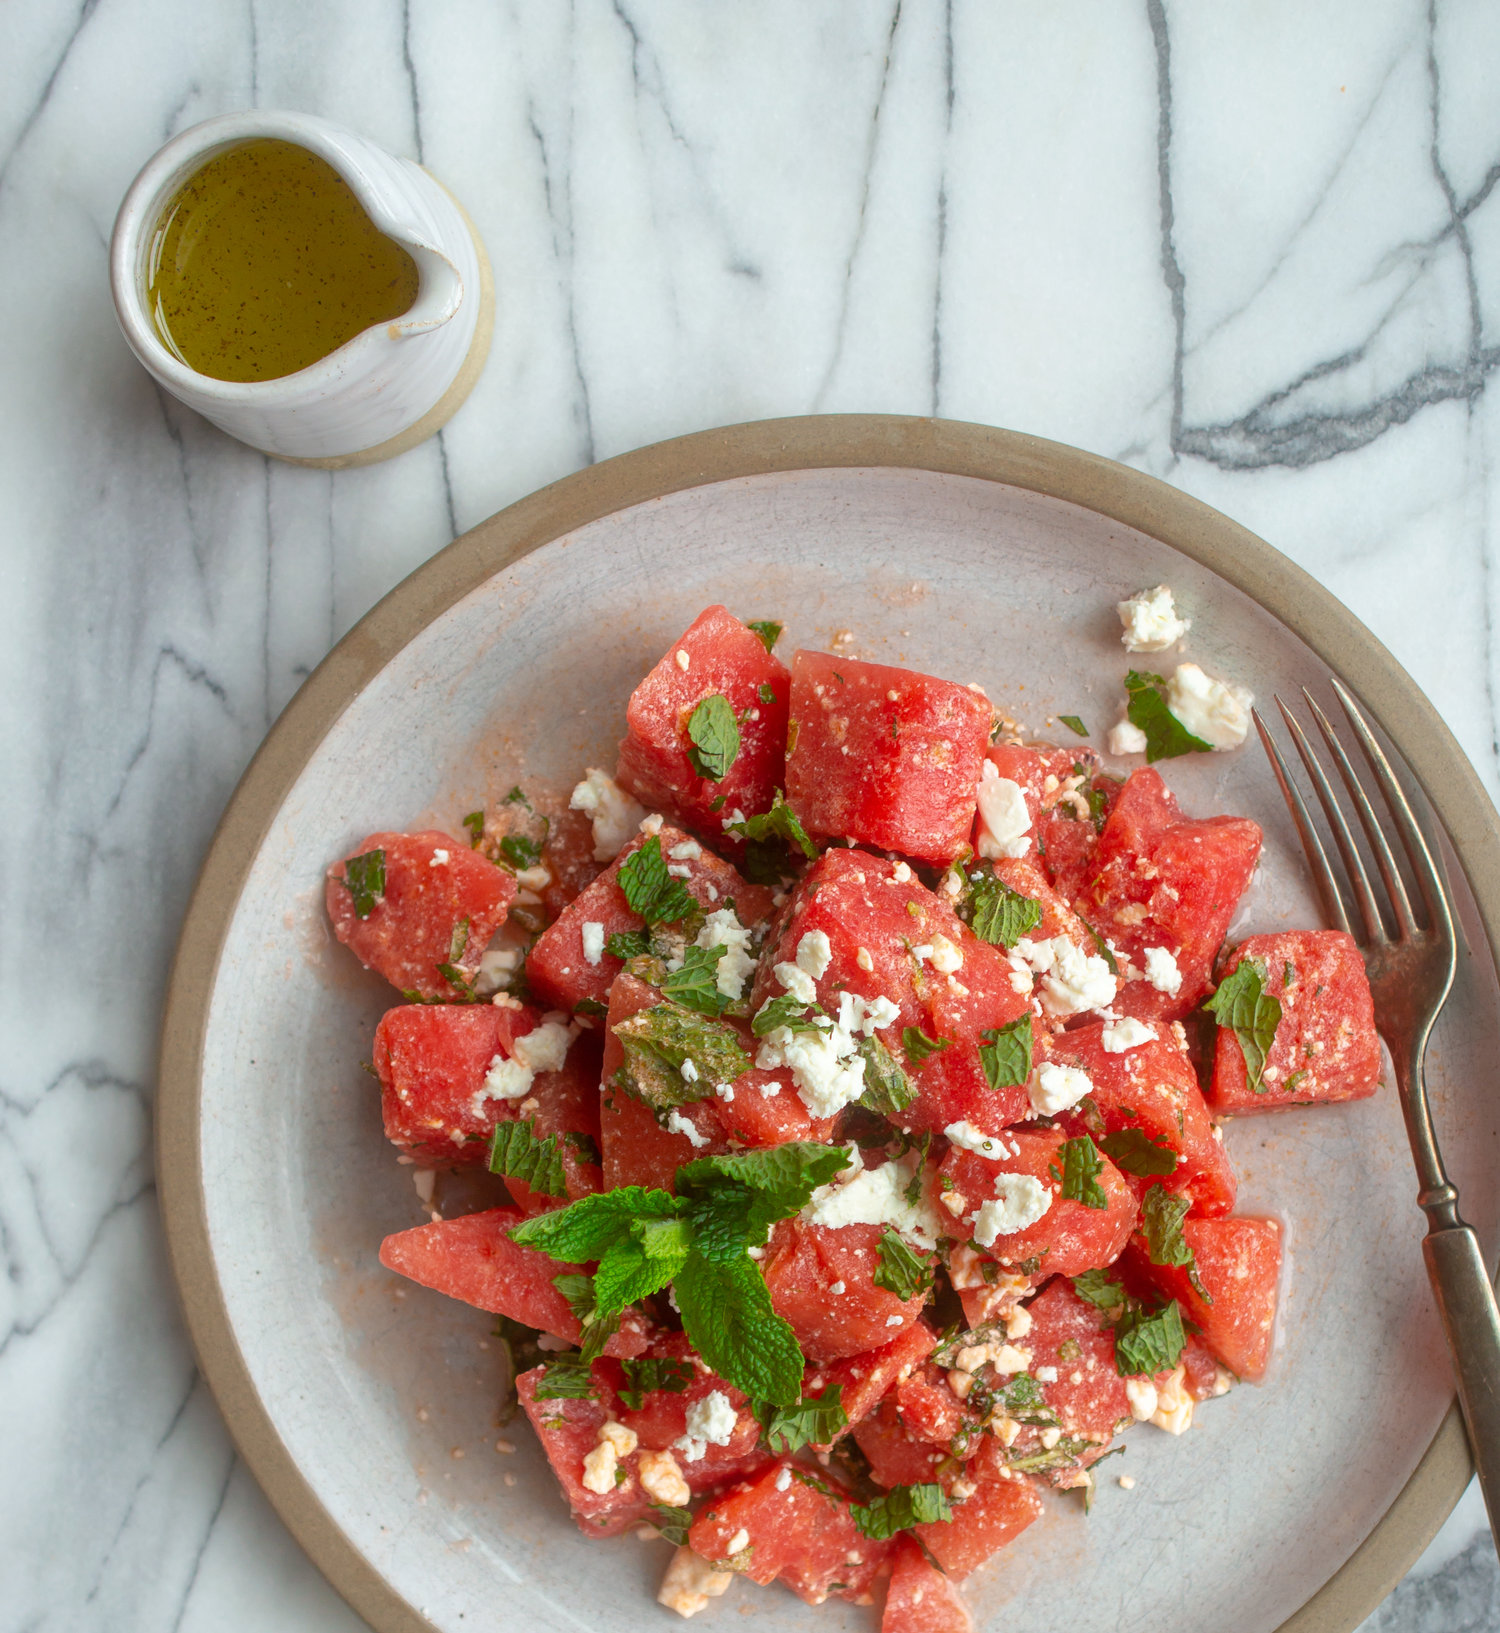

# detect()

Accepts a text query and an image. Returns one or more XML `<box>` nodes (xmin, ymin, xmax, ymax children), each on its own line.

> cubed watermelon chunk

<box><xmin>883</xmin><ymin>1535</ymin><xmax>975</xmax><ymax>1633</ymax></box>
<box><xmin>853</xmin><ymin>1395</ymin><xmax>947</xmax><ymax>1487</ymax></box>
<box><xmin>803</xmin><ymin>1319</ymin><xmax>939</xmax><ymax>1445</ymax></box>
<box><xmin>527</xmin><ymin>824</ymin><xmax>773</xmax><ymax>1014</ymax></box>
<box><xmin>786</xmin><ymin>651</ymin><xmax>994</xmax><ymax>866</ymax></box>
<box><xmin>614</xmin><ymin>606</ymin><xmax>792</xmax><ymax>844</ymax></box>
<box><xmin>689</xmin><ymin>1461</ymin><xmax>891</xmax><ymax>1604</ymax></box>
<box><xmin>937</xmin><ymin>1128</ymin><xmax>1138</xmax><ymax>1279</ymax></box>
<box><xmin>1078</xmin><ymin>768</ymin><xmax>1261</xmax><ymax>1019</ymax></box>
<box><xmin>326</xmin><ymin>830</ymin><xmax>516</xmax><ymax>1000</ymax></box>
<box><xmin>1209</xmin><ymin>930</ymin><xmax>1380</xmax><ymax>1113</ymax></box>
<box><xmin>912</xmin><ymin>1470</ymin><xmax>1043</xmax><ymax>1580</ymax></box>
<box><xmin>1050</xmin><ymin>1018</ymin><xmax>1236</xmax><ymax>1218</ymax></box>
<box><xmin>762</xmin><ymin>1218</ymin><xmax>930</xmax><ymax>1363</ymax></box>
<box><xmin>1126</xmin><ymin>1215</ymin><xmax>1283</xmax><ymax>1380</ymax></box>
<box><xmin>517</xmin><ymin>1363</ymin><xmax>652</xmax><ymax>1536</ymax></box>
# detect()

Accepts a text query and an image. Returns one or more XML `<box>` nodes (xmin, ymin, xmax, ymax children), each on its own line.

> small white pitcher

<box><xmin>110</xmin><ymin>110</ymin><xmax>493</xmax><ymax>468</ymax></box>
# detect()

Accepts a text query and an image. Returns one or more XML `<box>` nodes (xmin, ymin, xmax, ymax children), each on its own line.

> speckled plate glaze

<box><xmin>158</xmin><ymin>417</ymin><xmax>1500</xmax><ymax>1633</ymax></box>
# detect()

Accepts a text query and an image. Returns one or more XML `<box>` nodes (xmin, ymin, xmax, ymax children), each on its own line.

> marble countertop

<box><xmin>3</xmin><ymin>2</ymin><xmax>1498</xmax><ymax>1629</ymax></box>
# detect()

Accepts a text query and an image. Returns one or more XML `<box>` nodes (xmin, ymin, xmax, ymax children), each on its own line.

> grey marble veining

<box><xmin>2</xmin><ymin>1</ymin><xmax>1498</xmax><ymax>1629</ymax></box>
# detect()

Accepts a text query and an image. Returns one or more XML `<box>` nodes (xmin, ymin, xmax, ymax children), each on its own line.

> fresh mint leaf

<box><xmin>677</xmin><ymin>1143</ymin><xmax>848</xmax><ymax>1240</ymax></box>
<box><xmin>504</xmin><ymin>785</ymin><xmax>530</xmax><ymax>807</ymax></box>
<box><xmin>488</xmin><ymin>1119</ymin><xmax>567</xmax><ymax>1199</ymax></box>
<box><xmin>958</xmin><ymin>866</ymin><xmax>1042</xmax><ymax>948</ymax></box>
<box><xmin>435</xmin><ymin>916</ymin><xmax>476</xmax><ymax>999</ymax></box>
<box><xmin>510</xmin><ymin>1185</ymin><xmax>683</xmax><ymax>1264</ymax></box>
<box><xmin>999</xmin><ymin>1373</ymin><xmax>1060</xmax><ymax>1427</ymax></box>
<box><xmin>725</xmin><ymin>791</ymin><xmax>817</xmax><ymax>883</ymax></box>
<box><xmin>686</xmin><ymin>694</ymin><xmax>741</xmax><ymax>782</ymax></box>
<box><xmin>1124</xmin><ymin>670</ymin><xmax>1214</xmax><ymax>763</ymax></box>
<box><xmin>660</xmin><ymin>943</ymin><xmax>731</xmax><ymax>1016</ymax></box>
<box><xmin>647</xmin><ymin>1504</ymin><xmax>694</xmax><ymax>1546</ymax></box>
<box><xmin>752</xmin><ymin>995</ymin><xmax>828</xmax><ymax>1036</ymax></box>
<box><xmin>757</xmin><ymin>1385</ymin><xmax>848</xmax><ymax>1454</ymax></box>
<box><xmin>857</xmin><ymin>1034</ymin><xmax>915</xmax><ymax>1116</ymax></box>
<box><xmin>1205</xmin><ymin>958</ymin><xmax>1282</xmax><ymax>1094</ymax></box>
<box><xmin>1099</xmin><ymin>1126</ymin><xmax>1177</xmax><ymax>1178</ymax></box>
<box><xmin>1140</xmin><ymin>1184</ymin><xmax>1211</xmax><ymax>1301</ymax></box>
<box><xmin>564</xmin><ymin>1130</ymin><xmax>602</xmax><ymax>1167</ymax></box>
<box><xmin>617</xmin><ymin>1356</ymin><xmax>694</xmax><ymax>1412</ymax></box>
<box><xmin>850</xmin><ymin>1483</ymin><xmax>952</xmax><ymax>1540</ymax></box>
<box><xmin>532</xmin><ymin>1354</ymin><xmax>595</xmax><ymax>1399</ymax></box>
<box><xmin>1071</xmin><ymin>1268</ymin><xmax>1127</xmax><ymax>1311</ymax></box>
<box><xmin>1059</xmin><ymin>714</ymin><xmax>1089</xmax><ymax>738</ymax></box>
<box><xmin>747</xmin><ymin>620</ymin><xmax>783</xmax><ymax>652</ymax></box>
<box><xmin>673</xmin><ymin>1250</ymin><xmax>805</xmax><ymax>1406</ymax></box>
<box><xmin>606</xmin><ymin>929</ymin><xmax>652</xmax><ymax>962</ymax></box>
<box><xmin>592</xmin><ymin>1216</ymin><xmax>695</xmax><ymax>1319</ymax></box>
<box><xmin>552</xmin><ymin>1271</ymin><xmax>621</xmax><ymax>1362</ymax></box>
<box><xmin>758</xmin><ymin>682</ymin><xmax>776</xmax><ymax>705</ymax></box>
<box><xmin>872</xmin><ymin>1227</ymin><xmax>934</xmax><ymax>1301</ymax></box>
<box><xmin>501</xmin><ymin>832</ymin><xmax>544</xmax><ymax>870</ymax></box>
<box><xmin>901</xmin><ymin>1027</ymin><xmax>951</xmax><ymax>1068</ymax></box>
<box><xmin>1049</xmin><ymin>1135</ymin><xmax>1108</xmax><ymax>1209</ymax></box>
<box><xmin>574</xmin><ymin>996</ymin><xmax>608</xmax><ymax>1017</ymax></box>
<box><xmin>1114</xmin><ymin>1297</ymin><xmax>1188</xmax><ymax>1377</ymax></box>
<box><xmin>617</xmin><ymin>836</ymin><xmax>697</xmax><ymax>926</ymax></box>
<box><xmin>613</xmin><ymin>1001</ymin><xmax>752</xmax><ymax>1111</ymax></box>
<box><xmin>462</xmin><ymin>810</ymin><xmax>484</xmax><ymax>847</ymax></box>
<box><xmin>979</xmin><ymin>1015</ymin><xmax>1033</xmax><ymax>1091</ymax></box>
<box><xmin>341</xmin><ymin>849</ymin><xmax>385</xmax><ymax>919</ymax></box>
<box><xmin>1077</xmin><ymin>914</ymin><xmax>1119</xmax><ymax>975</ymax></box>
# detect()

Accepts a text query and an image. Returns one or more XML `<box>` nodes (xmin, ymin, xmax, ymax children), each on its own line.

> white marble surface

<box><xmin>2</xmin><ymin>2</ymin><xmax>1498</xmax><ymax>1629</ymax></box>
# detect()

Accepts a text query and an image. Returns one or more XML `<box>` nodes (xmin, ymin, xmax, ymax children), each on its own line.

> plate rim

<box><xmin>158</xmin><ymin>413</ymin><xmax>1492</xmax><ymax>1633</ymax></box>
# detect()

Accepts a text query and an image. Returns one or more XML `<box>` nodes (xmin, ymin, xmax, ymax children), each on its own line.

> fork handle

<box><xmin>1423</xmin><ymin>1224</ymin><xmax>1500</xmax><ymax>1539</ymax></box>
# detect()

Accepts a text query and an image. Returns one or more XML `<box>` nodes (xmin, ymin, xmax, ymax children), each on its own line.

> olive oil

<box><xmin>146</xmin><ymin>138</ymin><xmax>420</xmax><ymax>382</ymax></box>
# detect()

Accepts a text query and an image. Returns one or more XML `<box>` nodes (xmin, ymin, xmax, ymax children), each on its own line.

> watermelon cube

<box><xmin>1208</xmin><ymin>930</ymin><xmax>1380</xmax><ymax>1114</ymax></box>
<box><xmin>853</xmin><ymin>1395</ymin><xmax>948</xmax><ymax>1487</ymax></box>
<box><xmin>526</xmin><ymin>823</ymin><xmax>774</xmax><ymax>1014</ymax></box>
<box><xmin>1078</xmin><ymin>768</ymin><xmax>1261</xmax><ymax>1020</ymax></box>
<box><xmin>785</xmin><ymin>651</ymin><xmax>994</xmax><ymax>866</ymax></box>
<box><xmin>803</xmin><ymin>1319</ymin><xmax>939</xmax><ymax>1445</ymax></box>
<box><xmin>614</xmin><ymin>605</ymin><xmax>792</xmax><ymax>843</ymax></box>
<box><xmin>883</xmin><ymin>1535</ymin><xmax>975</xmax><ymax>1633</ymax></box>
<box><xmin>762</xmin><ymin>1218</ymin><xmax>930</xmax><ymax>1363</ymax></box>
<box><xmin>326</xmin><ymin>830</ymin><xmax>516</xmax><ymax>1000</ymax></box>
<box><xmin>517</xmin><ymin>1364</ymin><xmax>652</xmax><ymax>1537</ymax></box>
<box><xmin>912</xmin><ymin>1470</ymin><xmax>1042</xmax><ymax>1580</ymax></box>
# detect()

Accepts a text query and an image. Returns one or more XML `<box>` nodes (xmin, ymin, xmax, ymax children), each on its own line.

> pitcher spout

<box><xmin>390</xmin><ymin>243</ymin><xmax>463</xmax><ymax>336</ymax></box>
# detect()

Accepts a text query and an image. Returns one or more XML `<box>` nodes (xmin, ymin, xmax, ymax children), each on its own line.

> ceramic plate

<box><xmin>158</xmin><ymin>417</ymin><xmax>1500</xmax><ymax>1633</ymax></box>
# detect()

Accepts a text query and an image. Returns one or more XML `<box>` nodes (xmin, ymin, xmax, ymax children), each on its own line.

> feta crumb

<box><xmin>1142</xmin><ymin>946</ymin><xmax>1182</xmax><ymax>996</ymax></box>
<box><xmin>1119</xmin><ymin>1473</ymin><xmax>1137</xmax><ymax>1490</ymax></box>
<box><xmin>696</xmin><ymin>908</ymin><xmax>756</xmax><ymax>999</ymax></box>
<box><xmin>581</xmin><ymin>1439</ymin><xmax>619</xmax><ymax>1494</ymax></box>
<box><xmin>1029</xmin><ymin>1061</ymin><xmax>1095</xmax><ymax>1116</ymax></box>
<box><xmin>1004</xmin><ymin>1304</ymin><xmax>1033</xmax><ymax>1340</ymax></box>
<box><xmin>772</xmin><ymin>961</ymin><xmax>818</xmax><ymax>1006</ymax></box>
<box><xmin>515</xmin><ymin>864</ymin><xmax>551</xmax><ymax>891</ymax></box>
<box><xmin>665</xmin><ymin>1110</ymin><xmax>709</xmax><ymax>1149</ymax></box>
<box><xmin>1165</xmin><ymin>661</ymin><xmax>1253</xmax><ymax>750</ymax></box>
<box><xmin>1035</xmin><ymin>1366</ymin><xmax>1058</xmax><ymax>1383</ymax></box>
<box><xmin>927</xmin><ymin>932</ymin><xmax>963</xmax><ymax>974</ymax></box>
<box><xmin>943</xmin><ymin>1121</ymin><xmax>1010</xmax><ymax>1159</ymax></box>
<box><xmin>856</xmin><ymin>946</ymin><xmax>874</xmax><ymax>972</ymax></box>
<box><xmin>675</xmin><ymin>649</ymin><xmax>691</xmax><ymax>671</ymax></box>
<box><xmin>1037</xmin><ymin>937</ymin><xmax>1116</xmax><ymax>1017</ymax></box>
<box><xmin>474</xmin><ymin>1053</ymin><xmax>533</xmax><ymax>1109</ymax></box>
<box><xmin>681</xmin><ymin>1059</ymin><xmax>699</xmax><ymax>1083</ymax></box>
<box><xmin>973</xmin><ymin>1173</ymin><xmax>1052</xmax><ymax>1245</ymax></box>
<box><xmin>892</xmin><ymin>861</ymin><xmax>912</xmax><ymax>883</ymax></box>
<box><xmin>830</xmin><ymin>1281</ymin><xmax>846</xmax><ymax>1295</ymax></box>
<box><xmin>1124</xmin><ymin>1376</ymin><xmax>1158</xmax><ymax>1422</ymax></box>
<box><xmin>640</xmin><ymin>812</ymin><xmax>664</xmax><ymax>836</ymax></box>
<box><xmin>581</xmin><ymin>921</ymin><xmax>606</xmax><ymax>967</ymax></box>
<box><xmin>801</xmin><ymin>1146</ymin><xmax>943</xmax><ymax>1249</ymax></box>
<box><xmin>720</xmin><ymin>807</ymin><xmax>746</xmax><ymax>832</ymax></box>
<box><xmin>657</xmin><ymin>1546</ymin><xmax>732</xmax><ymax>1618</ymax></box>
<box><xmin>727</xmin><ymin>1529</ymin><xmax>750</xmax><ymax>1557</ymax></box>
<box><xmin>430</xmin><ymin>849</ymin><xmax>450</xmax><ymax>865</ymax></box>
<box><xmin>1151</xmin><ymin>1364</ymin><xmax>1195</xmax><ymax>1435</ymax></box>
<box><xmin>795</xmin><ymin>929</ymin><xmax>833</xmax><ymax>979</ymax></box>
<box><xmin>885</xmin><ymin>1314</ymin><xmax>904</xmax><ymax>1327</ymax></box>
<box><xmin>667</xmin><ymin>863</ymin><xmax>692</xmax><ymax>878</ymax></box>
<box><xmin>1101</xmin><ymin>1016</ymin><xmax>1158</xmax><ymax>1054</ymax></box>
<box><xmin>599</xmin><ymin>1420</ymin><xmax>639</xmax><ymax>1457</ymax></box>
<box><xmin>975</xmin><ymin>761</ymin><xmax>1032</xmax><ymax>860</ymax></box>
<box><xmin>570</xmin><ymin>768</ymin><xmax>647</xmax><ymax>861</ymax></box>
<box><xmin>638</xmin><ymin>1449</ymin><xmax>691</xmax><ymax>1506</ymax></box>
<box><xmin>775</xmin><ymin>1465</ymin><xmax>793</xmax><ymax>1491</ymax></box>
<box><xmin>1107</xmin><ymin>719</ymin><xmax>1149</xmax><ymax>756</ymax></box>
<box><xmin>513</xmin><ymin>1016</ymin><xmax>574</xmax><ymax>1073</ymax></box>
<box><xmin>1118</xmin><ymin>585</ymin><xmax>1190</xmax><ymax>652</ymax></box>
<box><xmin>669</xmin><ymin>839</ymin><xmax>703</xmax><ymax>861</ymax></box>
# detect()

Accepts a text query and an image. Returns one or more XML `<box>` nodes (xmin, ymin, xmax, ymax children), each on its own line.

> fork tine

<box><xmin>1252</xmin><ymin>708</ymin><xmax>1353</xmax><ymax>937</ymax></box>
<box><xmin>1302</xmin><ymin>689</ymin><xmax>1418</xmax><ymax>937</ymax></box>
<box><xmin>1329</xmin><ymin>677</ymin><xmax>1456</xmax><ymax>945</ymax></box>
<box><xmin>1275</xmin><ymin>696</ymin><xmax>1388</xmax><ymax>943</ymax></box>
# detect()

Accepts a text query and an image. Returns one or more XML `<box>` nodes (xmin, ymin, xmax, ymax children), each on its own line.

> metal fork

<box><xmin>1256</xmin><ymin>679</ymin><xmax>1500</xmax><ymax>1543</ymax></box>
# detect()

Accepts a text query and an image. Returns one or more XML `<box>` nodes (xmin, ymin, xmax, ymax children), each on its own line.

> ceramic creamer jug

<box><xmin>109</xmin><ymin>110</ymin><xmax>492</xmax><ymax>467</ymax></box>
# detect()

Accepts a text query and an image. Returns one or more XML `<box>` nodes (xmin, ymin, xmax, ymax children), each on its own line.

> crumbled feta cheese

<box><xmin>720</xmin><ymin>808</ymin><xmax>746</xmax><ymax>832</ymax></box>
<box><xmin>714</xmin><ymin>1081</ymin><xmax>734</xmax><ymax>1101</ymax></box>
<box><xmin>892</xmin><ymin>861</ymin><xmax>912</xmax><ymax>883</ymax></box>
<box><xmin>667</xmin><ymin>863</ymin><xmax>692</xmax><ymax>878</ymax></box>
<box><xmin>515</xmin><ymin>864</ymin><xmax>551</xmax><ymax>891</ymax></box>
<box><xmin>772</xmin><ymin>961</ymin><xmax>818</xmax><ymax>1006</ymax></box>
<box><xmin>775</xmin><ymin>1465</ymin><xmax>793</xmax><ymax>1492</ymax></box>
<box><xmin>943</xmin><ymin>1121</ymin><xmax>1011</xmax><ymax>1159</ymax></box>
<box><xmin>474</xmin><ymin>1053</ymin><xmax>533</xmax><ymax>1109</ymax></box>
<box><xmin>1107</xmin><ymin>719</ymin><xmax>1149</xmax><ymax>756</ymax></box>
<box><xmin>680</xmin><ymin>1059</ymin><xmax>700</xmax><ymax>1083</ymax></box>
<box><xmin>669</xmin><ymin>840</ymin><xmax>703</xmax><ymax>861</ymax></box>
<box><xmin>638</xmin><ymin>1449</ymin><xmax>691</xmax><ymax>1506</ymax></box>
<box><xmin>599</xmin><ymin>1420</ymin><xmax>639</xmax><ymax>1457</ymax></box>
<box><xmin>695</xmin><ymin>908</ymin><xmax>756</xmax><ymax>999</ymax></box>
<box><xmin>1101</xmin><ymin>1017</ymin><xmax>1158</xmax><ymax>1054</ymax></box>
<box><xmin>1142</xmin><ymin>946</ymin><xmax>1182</xmax><ymax>996</ymax></box>
<box><xmin>1150</xmin><ymin>1365</ymin><xmax>1195</xmax><ymax>1435</ymax></box>
<box><xmin>675</xmin><ymin>649</ymin><xmax>691</xmax><ymax>671</ymax></box>
<box><xmin>665</xmin><ymin>1110</ymin><xmax>709</xmax><ymax>1149</ymax></box>
<box><xmin>581</xmin><ymin>921</ymin><xmax>606</xmax><ymax>967</ymax></box>
<box><xmin>757</xmin><ymin>1022</ymin><xmax>863</xmax><ymax>1117</ymax></box>
<box><xmin>513</xmin><ymin>1016</ymin><xmax>574</xmax><ymax>1073</ymax></box>
<box><xmin>1119</xmin><ymin>1474</ymin><xmax>1137</xmax><ymax>1490</ymax></box>
<box><xmin>1124</xmin><ymin>1377</ymin><xmax>1158</xmax><ymax>1422</ymax></box>
<box><xmin>581</xmin><ymin>1439</ymin><xmax>619</xmax><ymax>1494</ymax></box>
<box><xmin>570</xmin><ymin>768</ymin><xmax>647</xmax><ymax>861</ymax></box>
<box><xmin>885</xmin><ymin>1314</ymin><xmax>904</xmax><ymax>1327</ymax></box>
<box><xmin>975</xmin><ymin>761</ymin><xmax>1032</xmax><ymax>860</ymax></box>
<box><xmin>1165</xmin><ymin>662</ymin><xmax>1253</xmax><ymax>750</ymax></box>
<box><xmin>687</xmin><ymin>1390</ymin><xmax>737</xmax><ymax>1448</ymax></box>
<box><xmin>801</xmin><ymin>1146</ymin><xmax>943</xmax><ymax>1248</ymax></box>
<box><xmin>1038</xmin><ymin>1426</ymin><xmax>1063</xmax><ymax>1450</ymax></box>
<box><xmin>1004</xmin><ymin>1304</ymin><xmax>1033</xmax><ymax>1340</ymax></box>
<box><xmin>1118</xmin><ymin>585</ymin><xmax>1190</xmax><ymax>652</ymax></box>
<box><xmin>640</xmin><ymin>812</ymin><xmax>664</xmax><ymax>836</ymax></box>
<box><xmin>1029</xmin><ymin>1061</ymin><xmax>1094</xmax><ymax>1116</ymax></box>
<box><xmin>1038</xmin><ymin>938</ymin><xmax>1117</xmax><ymax>1017</ymax></box>
<box><xmin>430</xmin><ymin>849</ymin><xmax>450</xmax><ymax>865</ymax></box>
<box><xmin>795</xmin><ymin>930</ymin><xmax>833</xmax><ymax>979</ymax></box>
<box><xmin>856</xmin><ymin>947</ymin><xmax>874</xmax><ymax>973</ymax></box>
<box><xmin>830</xmin><ymin>1281</ymin><xmax>846</xmax><ymax>1295</ymax></box>
<box><xmin>657</xmin><ymin>1546</ymin><xmax>732</xmax><ymax>1618</ymax></box>
<box><xmin>927</xmin><ymin>932</ymin><xmax>963</xmax><ymax>974</ymax></box>
<box><xmin>726</xmin><ymin>1529</ymin><xmax>750</xmax><ymax>1557</ymax></box>
<box><xmin>973</xmin><ymin>1174</ymin><xmax>1052</xmax><ymax>1245</ymax></box>
<box><xmin>1035</xmin><ymin>1366</ymin><xmax>1058</xmax><ymax>1383</ymax></box>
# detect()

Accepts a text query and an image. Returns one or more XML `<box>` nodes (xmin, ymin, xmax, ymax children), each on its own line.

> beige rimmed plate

<box><xmin>158</xmin><ymin>416</ymin><xmax>1500</xmax><ymax>1633</ymax></box>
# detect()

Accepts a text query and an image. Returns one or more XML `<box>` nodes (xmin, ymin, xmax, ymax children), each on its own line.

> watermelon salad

<box><xmin>325</xmin><ymin>597</ymin><xmax>1381</xmax><ymax>1628</ymax></box>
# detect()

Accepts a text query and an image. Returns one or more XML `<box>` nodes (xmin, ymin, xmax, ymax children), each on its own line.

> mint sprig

<box><xmin>341</xmin><ymin>849</ymin><xmax>386</xmax><ymax>919</ymax></box>
<box><xmin>1124</xmin><ymin>670</ymin><xmax>1214</xmax><ymax>763</ymax></box>
<box><xmin>872</xmin><ymin>1227</ymin><xmax>933</xmax><ymax>1301</ymax></box>
<box><xmin>1114</xmin><ymin>1297</ymin><xmax>1188</xmax><ymax>1377</ymax></box>
<box><xmin>856</xmin><ymin>1034</ymin><xmax>915</xmax><ymax>1116</ymax></box>
<box><xmin>618</xmin><ymin>1356</ymin><xmax>694</xmax><ymax>1411</ymax></box>
<box><xmin>850</xmin><ymin>1482</ymin><xmax>952</xmax><ymax>1540</ymax></box>
<box><xmin>725</xmin><ymin>790</ymin><xmax>817</xmax><ymax>883</ymax></box>
<box><xmin>957</xmin><ymin>866</ymin><xmax>1043</xmax><ymax>948</ymax></box>
<box><xmin>1139</xmin><ymin>1184</ymin><xmax>1211</xmax><ymax>1302</ymax></box>
<box><xmin>757</xmin><ymin>1384</ymin><xmax>848</xmax><ymax>1453</ymax></box>
<box><xmin>613</xmin><ymin>1001</ymin><xmax>751</xmax><ymax>1111</ymax></box>
<box><xmin>686</xmin><ymin>695</ymin><xmax>741</xmax><ymax>782</ymax></box>
<box><xmin>1099</xmin><ymin>1126</ymin><xmax>1177</xmax><ymax>1178</ymax></box>
<box><xmin>1049</xmin><ymin>1134</ymin><xmax>1108</xmax><ymax>1209</ymax></box>
<box><xmin>488</xmin><ymin>1118</ymin><xmax>567</xmax><ymax>1199</ymax></box>
<box><xmin>660</xmin><ymin>943</ymin><xmax>731</xmax><ymax>1017</ymax></box>
<box><xmin>617</xmin><ymin>836</ymin><xmax>697</xmax><ymax>926</ymax></box>
<box><xmin>747</xmin><ymin>620</ymin><xmax>783</xmax><ymax>652</ymax></box>
<box><xmin>901</xmin><ymin>1026</ymin><xmax>951</xmax><ymax>1068</ymax></box>
<box><xmin>979</xmin><ymin>1014</ymin><xmax>1033</xmax><ymax>1091</ymax></box>
<box><xmin>1206</xmin><ymin>957</ymin><xmax>1282</xmax><ymax>1094</ymax></box>
<box><xmin>752</xmin><ymin>995</ymin><xmax>827</xmax><ymax>1036</ymax></box>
